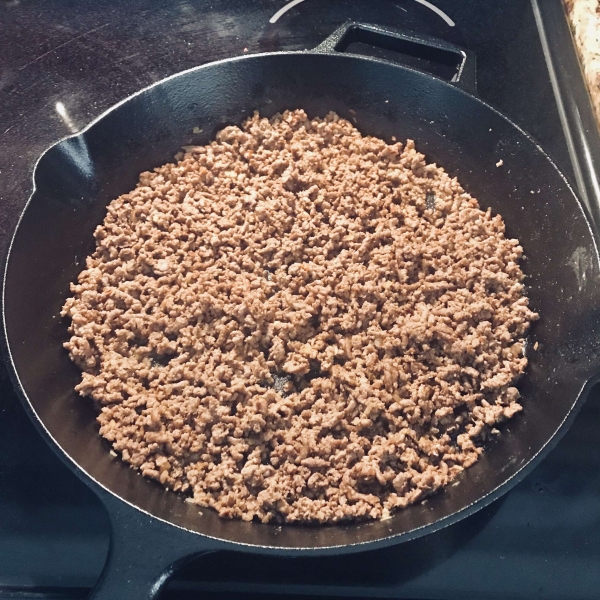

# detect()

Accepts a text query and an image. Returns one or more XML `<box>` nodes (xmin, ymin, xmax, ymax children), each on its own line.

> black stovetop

<box><xmin>1</xmin><ymin>1</ymin><xmax>600</xmax><ymax>598</ymax></box>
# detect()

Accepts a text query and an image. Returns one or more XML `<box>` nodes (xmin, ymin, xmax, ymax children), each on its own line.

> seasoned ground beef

<box><xmin>62</xmin><ymin>110</ymin><xmax>538</xmax><ymax>523</ymax></box>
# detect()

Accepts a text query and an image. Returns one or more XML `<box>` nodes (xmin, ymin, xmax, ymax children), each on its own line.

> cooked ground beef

<box><xmin>62</xmin><ymin>110</ymin><xmax>538</xmax><ymax>523</ymax></box>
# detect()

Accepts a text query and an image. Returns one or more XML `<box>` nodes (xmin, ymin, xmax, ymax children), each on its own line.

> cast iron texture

<box><xmin>3</xmin><ymin>22</ymin><xmax>600</xmax><ymax>600</ymax></box>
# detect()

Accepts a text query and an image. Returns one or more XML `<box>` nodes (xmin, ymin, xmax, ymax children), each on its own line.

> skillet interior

<box><xmin>3</xmin><ymin>52</ymin><xmax>599</xmax><ymax>552</ymax></box>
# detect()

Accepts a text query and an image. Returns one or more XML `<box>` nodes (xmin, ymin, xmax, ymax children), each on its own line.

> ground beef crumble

<box><xmin>62</xmin><ymin>110</ymin><xmax>539</xmax><ymax>523</ymax></box>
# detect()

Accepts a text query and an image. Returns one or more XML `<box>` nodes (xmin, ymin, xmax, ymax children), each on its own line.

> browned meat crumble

<box><xmin>62</xmin><ymin>110</ymin><xmax>538</xmax><ymax>523</ymax></box>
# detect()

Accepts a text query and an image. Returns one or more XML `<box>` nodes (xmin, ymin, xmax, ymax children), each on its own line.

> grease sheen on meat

<box><xmin>62</xmin><ymin>110</ymin><xmax>538</xmax><ymax>523</ymax></box>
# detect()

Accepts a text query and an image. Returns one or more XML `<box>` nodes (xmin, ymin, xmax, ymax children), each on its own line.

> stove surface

<box><xmin>1</xmin><ymin>1</ymin><xmax>599</xmax><ymax>598</ymax></box>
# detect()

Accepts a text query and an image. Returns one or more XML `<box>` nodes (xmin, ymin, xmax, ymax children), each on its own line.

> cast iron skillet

<box><xmin>3</xmin><ymin>22</ymin><xmax>600</xmax><ymax>600</ymax></box>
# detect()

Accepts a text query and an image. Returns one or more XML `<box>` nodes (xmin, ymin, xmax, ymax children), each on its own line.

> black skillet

<box><xmin>3</xmin><ymin>22</ymin><xmax>600</xmax><ymax>600</ymax></box>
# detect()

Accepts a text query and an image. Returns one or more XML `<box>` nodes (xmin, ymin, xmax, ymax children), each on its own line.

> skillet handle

<box><xmin>314</xmin><ymin>22</ymin><xmax>478</xmax><ymax>95</ymax></box>
<box><xmin>88</xmin><ymin>486</ymin><xmax>218</xmax><ymax>600</ymax></box>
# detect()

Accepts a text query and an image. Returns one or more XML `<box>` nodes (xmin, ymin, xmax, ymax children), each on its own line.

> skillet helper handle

<box><xmin>314</xmin><ymin>21</ymin><xmax>478</xmax><ymax>95</ymax></box>
<box><xmin>89</xmin><ymin>488</ymin><xmax>217</xmax><ymax>600</ymax></box>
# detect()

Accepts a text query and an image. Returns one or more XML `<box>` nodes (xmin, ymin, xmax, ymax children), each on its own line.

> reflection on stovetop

<box><xmin>0</xmin><ymin>0</ymin><xmax>596</xmax><ymax>598</ymax></box>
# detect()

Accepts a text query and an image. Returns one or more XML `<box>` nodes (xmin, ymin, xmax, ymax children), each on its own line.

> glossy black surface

<box><xmin>1</xmin><ymin>0</ymin><xmax>600</xmax><ymax>598</ymax></box>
